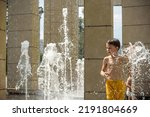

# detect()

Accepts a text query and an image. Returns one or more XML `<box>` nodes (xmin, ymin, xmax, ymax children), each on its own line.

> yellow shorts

<box><xmin>106</xmin><ymin>80</ymin><xmax>126</xmax><ymax>100</ymax></box>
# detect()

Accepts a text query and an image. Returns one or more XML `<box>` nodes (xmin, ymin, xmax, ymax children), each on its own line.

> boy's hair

<box><xmin>107</xmin><ymin>39</ymin><xmax>120</xmax><ymax>50</ymax></box>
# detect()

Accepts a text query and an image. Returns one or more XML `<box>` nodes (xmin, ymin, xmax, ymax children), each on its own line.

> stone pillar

<box><xmin>84</xmin><ymin>0</ymin><xmax>113</xmax><ymax>100</ymax></box>
<box><xmin>0</xmin><ymin>0</ymin><xmax>6</xmax><ymax>99</ymax></box>
<box><xmin>122</xmin><ymin>0</ymin><xmax>150</xmax><ymax>45</ymax></box>
<box><xmin>44</xmin><ymin>0</ymin><xmax>63</xmax><ymax>44</ymax></box>
<box><xmin>7</xmin><ymin>0</ymin><xmax>40</xmax><ymax>97</ymax></box>
<box><xmin>79</xmin><ymin>0</ymin><xmax>84</xmax><ymax>6</ymax></box>
<box><xmin>64</xmin><ymin>0</ymin><xmax>79</xmax><ymax>87</ymax></box>
<box><xmin>44</xmin><ymin>0</ymin><xmax>79</xmax><ymax>90</ymax></box>
<box><xmin>44</xmin><ymin>0</ymin><xmax>78</xmax><ymax>45</ymax></box>
<box><xmin>122</xmin><ymin>0</ymin><xmax>150</xmax><ymax>98</ymax></box>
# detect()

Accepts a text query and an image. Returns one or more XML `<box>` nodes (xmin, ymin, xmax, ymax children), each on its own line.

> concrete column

<box><xmin>44</xmin><ymin>0</ymin><xmax>63</xmax><ymax>44</ymax></box>
<box><xmin>122</xmin><ymin>0</ymin><xmax>150</xmax><ymax>98</ymax></box>
<box><xmin>44</xmin><ymin>0</ymin><xmax>78</xmax><ymax>45</ymax></box>
<box><xmin>64</xmin><ymin>0</ymin><xmax>79</xmax><ymax>88</ymax></box>
<box><xmin>0</xmin><ymin>0</ymin><xmax>6</xmax><ymax>99</ymax></box>
<box><xmin>7</xmin><ymin>0</ymin><xmax>40</xmax><ymax>97</ymax></box>
<box><xmin>44</xmin><ymin>0</ymin><xmax>79</xmax><ymax>90</ymax></box>
<box><xmin>122</xmin><ymin>0</ymin><xmax>150</xmax><ymax>45</ymax></box>
<box><xmin>78</xmin><ymin>0</ymin><xmax>84</xmax><ymax>6</ymax></box>
<box><xmin>84</xmin><ymin>0</ymin><xmax>113</xmax><ymax>99</ymax></box>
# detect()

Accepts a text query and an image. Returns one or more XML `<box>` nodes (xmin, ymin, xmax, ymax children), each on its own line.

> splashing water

<box><xmin>37</xmin><ymin>43</ymin><xmax>64</xmax><ymax>99</ymax></box>
<box><xmin>76</xmin><ymin>59</ymin><xmax>84</xmax><ymax>97</ymax></box>
<box><xmin>37</xmin><ymin>44</ymin><xmax>84</xmax><ymax>100</ymax></box>
<box><xmin>16</xmin><ymin>40</ymin><xmax>31</xmax><ymax>99</ymax></box>
<box><xmin>123</xmin><ymin>41</ymin><xmax>150</xmax><ymax>98</ymax></box>
<box><xmin>37</xmin><ymin>8</ymin><xmax>84</xmax><ymax>100</ymax></box>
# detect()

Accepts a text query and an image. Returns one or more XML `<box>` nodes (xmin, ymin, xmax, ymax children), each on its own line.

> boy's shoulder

<box><xmin>118</xmin><ymin>55</ymin><xmax>128</xmax><ymax>61</ymax></box>
<box><xmin>103</xmin><ymin>56</ymin><xmax>110</xmax><ymax>61</ymax></box>
<box><xmin>117</xmin><ymin>55</ymin><xmax>129</xmax><ymax>63</ymax></box>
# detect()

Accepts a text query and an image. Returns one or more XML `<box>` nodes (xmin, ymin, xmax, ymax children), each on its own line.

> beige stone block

<box><xmin>44</xmin><ymin>18</ymin><xmax>51</xmax><ymax>34</ymax></box>
<box><xmin>0</xmin><ymin>31</ymin><xmax>6</xmax><ymax>59</ymax></box>
<box><xmin>113</xmin><ymin>0</ymin><xmax>121</xmax><ymax>5</ymax></box>
<box><xmin>85</xmin><ymin>0</ymin><xmax>112</xmax><ymax>26</ymax></box>
<box><xmin>28</xmin><ymin>80</ymin><xmax>38</xmax><ymax>91</ymax></box>
<box><xmin>123</xmin><ymin>6</ymin><xmax>150</xmax><ymax>25</ymax></box>
<box><xmin>33</xmin><ymin>15</ymin><xmax>40</xmax><ymax>31</ymax></box>
<box><xmin>44</xmin><ymin>0</ymin><xmax>50</xmax><ymax>11</ymax></box>
<box><xmin>8</xmin><ymin>14</ymin><xmax>39</xmax><ymax>31</ymax></box>
<box><xmin>0</xmin><ymin>60</ymin><xmax>6</xmax><ymax>89</ymax></box>
<box><xmin>7</xmin><ymin>63</ymin><xmax>38</xmax><ymax>86</ymax></box>
<box><xmin>7</xmin><ymin>47</ymin><xmax>40</xmax><ymax>64</ymax></box>
<box><xmin>50</xmin><ymin>22</ymin><xmax>62</xmax><ymax>33</ymax></box>
<box><xmin>7</xmin><ymin>80</ymin><xmax>38</xmax><ymax>92</ymax></box>
<box><xmin>123</xmin><ymin>25</ymin><xmax>150</xmax><ymax>44</ymax></box>
<box><xmin>8</xmin><ymin>0</ymin><xmax>38</xmax><ymax>15</ymax></box>
<box><xmin>49</xmin><ymin>0</ymin><xmax>62</xmax><ymax>11</ymax></box>
<box><xmin>50</xmin><ymin>33</ymin><xmax>62</xmax><ymax>43</ymax></box>
<box><xmin>85</xmin><ymin>59</ymin><xmax>106</xmax><ymax>92</ymax></box>
<box><xmin>84</xmin><ymin>92</ymin><xmax>106</xmax><ymax>100</ymax></box>
<box><xmin>50</xmin><ymin>12</ymin><xmax>63</xmax><ymax>23</ymax></box>
<box><xmin>44</xmin><ymin>33</ymin><xmax>51</xmax><ymax>45</ymax></box>
<box><xmin>79</xmin><ymin>0</ymin><xmax>84</xmax><ymax>6</ymax></box>
<box><xmin>122</xmin><ymin>0</ymin><xmax>150</xmax><ymax>7</ymax></box>
<box><xmin>7</xmin><ymin>48</ymin><xmax>21</xmax><ymax>64</ymax></box>
<box><xmin>0</xmin><ymin>90</ymin><xmax>6</xmax><ymax>100</ymax></box>
<box><xmin>7</xmin><ymin>79</ymin><xmax>18</xmax><ymax>89</ymax></box>
<box><xmin>44</xmin><ymin>25</ymin><xmax>62</xmax><ymax>43</ymax></box>
<box><xmin>84</xmin><ymin>27</ymin><xmax>112</xmax><ymax>58</ymax></box>
<box><xmin>31</xmin><ymin>31</ymin><xmax>40</xmax><ymax>47</ymax></box>
<box><xmin>0</xmin><ymin>0</ymin><xmax>7</xmax><ymax>2</ymax></box>
<box><xmin>7</xmin><ymin>31</ymin><xmax>39</xmax><ymax>48</ymax></box>
<box><xmin>27</xmin><ymin>48</ymin><xmax>40</xmax><ymax>64</ymax></box>
<box><xmin>7</xmin><ymin>64</ymin><xmax>20</xmax><ymax>86</ymax></box>
<box><xmin>67</xmin><ymin>11</ymin><xmax>77</xmax><ymax>18</ymax></box>
<box><xmin>70</xmin><ymin>44</ymin><xmax>78</xmax><ymax>58</ymax></box>
<box><xmin>31</xmin><ymin>64</ymin><xmax>38</xmax><ymax>80</ymax></box>
<box><xmin>0</xmin><ymin>74</ymin><xmax>6</xmax><ymax>89</ymax></box>
<box><xmin>30</xmin><ymin>48</ymin><xmax>40</xmax><ymax>64</ymax></box>
<box><xmin>63</xmin><ymin>0</ymin><xmax>78</xmax><ymax>9</ymax></box>
<box><xmin>31</xmin><ymin>0</ymin><xmax>39</xmax><ymax>15</ymax></box>
<box><xmin>0</xmin><ymin>1</ymin><xmax>6</xmax><ymax>30</ymax></box>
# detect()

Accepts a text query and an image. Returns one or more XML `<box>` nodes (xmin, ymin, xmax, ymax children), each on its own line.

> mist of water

<box><xmin>16</xmin><ymin>40</ymin><xmax>31</xmax><ymax>100</ymax></box>
<box><xmin>37</xmin><ymin>8</ymin><xmax>84</xmax><ymax>100</ymax></box>
<box><xmin>123</xmin><ymin>41</ymin><xmax>150</xmax><ymax>98</ymax></box>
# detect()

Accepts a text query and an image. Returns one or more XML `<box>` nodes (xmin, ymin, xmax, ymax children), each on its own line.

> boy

<box><xmin>100</xmin><ymin>39</ymin><xmax>128</xmax><ymax>100</ymax></box>
<box><xmin>126</xmin><ymin>76</ymin><xmax>132</xmax><ymax>100</ymax></box>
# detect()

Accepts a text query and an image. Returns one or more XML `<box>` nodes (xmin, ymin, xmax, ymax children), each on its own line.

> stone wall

<box><xmin>7</xmin><ymin>0</ymin><xmax>40</xmax><ymax>95</ymax></box>
<box><xmin>84</xmin><ymin>0</ymin><xmax>113</xmax><ymax>99</ymax></box>
<box><xmin>0</xmin><ymin>0</ymin><xmax>6</xmax><ymax>99</ymax></box>
<box><xmin>44</xmin><ymin>0</ymin><xmax>79</xmax><ymax>90</ymax></box>
<box><xmin>122</xmin><ymin>0</ymin><xmax>150</xmax><ymax>98</ymax></box>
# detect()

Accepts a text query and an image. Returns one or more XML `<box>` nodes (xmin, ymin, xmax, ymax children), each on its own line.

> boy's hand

<box><xmin>126</xmin><ymin>77</ymin><xmax>131</xmax><ymax>88</ymax></box>
<box><xmin>104</xmin><ymin>72</ymin><xmax>111</xmax><ymax>79</ymax></box>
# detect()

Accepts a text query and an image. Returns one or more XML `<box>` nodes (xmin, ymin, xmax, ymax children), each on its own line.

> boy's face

<box><xmin>106</xmin><ymin>43</ymin><xmax>118</xmax><ymax>54</ymax></box>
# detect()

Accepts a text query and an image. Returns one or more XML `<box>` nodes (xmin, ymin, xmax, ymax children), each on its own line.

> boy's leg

<box><xmin>106</xmin><ymin>80</ymin><xmax>115</xmax><ymax>100</ymax></box>
<box><xmin>116</xmin><ymin>81</ymin><xmax>126</xmax><ymax>100</ymax></box>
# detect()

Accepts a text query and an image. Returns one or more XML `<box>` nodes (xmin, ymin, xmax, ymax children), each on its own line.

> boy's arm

<box><xmin>126</xmin><ymin>77</ymin><xmax>132</xmax><ymax>89</ymax></box>
<box><xmin>100</xmin><ymin>57</ymin><xmax>107</xmax><ymax>78</ymax></box>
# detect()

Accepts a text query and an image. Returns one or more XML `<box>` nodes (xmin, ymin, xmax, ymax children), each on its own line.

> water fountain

<box><xmin>123</xmin><ymin>41</ymin><xmax>150</xmax><ymax>99</ymax></box>
<box><xmin>16</xmin><ymin>40</ymin><xmax>32</xmax><ymax>100</ymax></box>
<box><xmin>37</xmin><ymin>43</ymin><xmax>64</xmax><ymax>99</ymax></box>
<box><xmin>76</xmin><ymin>59</ymin><xmax>84</xmax><ymax>97</ymax></box>
<box><xmin>37</xmin><ymin>8</ymin><xmax>84</xmax><ymax>100</ymax></box>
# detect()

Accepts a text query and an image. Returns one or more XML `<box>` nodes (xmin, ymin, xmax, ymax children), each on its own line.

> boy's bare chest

<box><xmin>107</xmin><ymin>57</ymin><xmax>122</xmax><ymax>68</ymax></box>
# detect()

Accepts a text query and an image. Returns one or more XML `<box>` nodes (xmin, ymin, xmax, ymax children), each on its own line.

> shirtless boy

<box><xmin>100</xmin><ymin>39</ymin><xmax>128</xmax><ymax>100</ymax></box>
